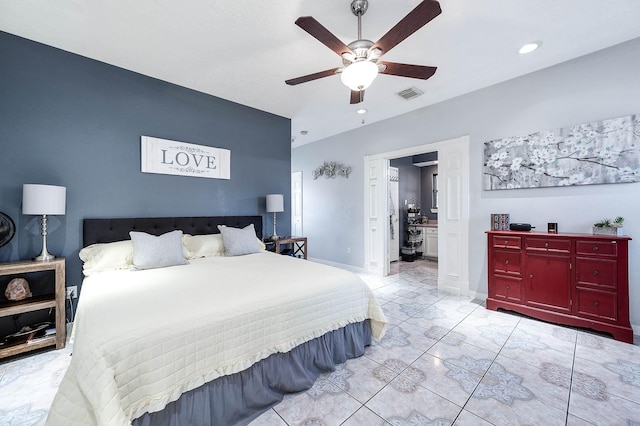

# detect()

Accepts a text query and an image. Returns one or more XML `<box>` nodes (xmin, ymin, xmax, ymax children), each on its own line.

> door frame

<box><xmin>364</xmin><ymin>136</ymin><xmax>470</xmax><ymax>295</ymax></box>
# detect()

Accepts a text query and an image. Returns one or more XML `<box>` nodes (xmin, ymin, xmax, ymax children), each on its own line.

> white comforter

<box><xmin>46</xmin><ymin>252</ymin><xmax>387</xmax><ymax>426</ymax></box>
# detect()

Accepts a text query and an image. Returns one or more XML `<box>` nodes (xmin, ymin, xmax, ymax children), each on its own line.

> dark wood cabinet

<box><xmin>487</xmin><ymin>231</ymin><xmax>632</xmax><ymax>343</ymax></box>
<box><xmin>0</xmin><ymin>258</ymin><xmax>66</xmax><ymax>359</ymax></box>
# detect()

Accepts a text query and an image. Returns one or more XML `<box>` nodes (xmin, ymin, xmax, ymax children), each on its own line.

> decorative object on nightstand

<box><xmin>5</xmin><ymin>277</ymin><xmax>31</xmax><ymax>301</ymax></box>
<box><xmin>266</xmin><ymin>194</ymin><xmax>284</xmax><ymax>241</ymax></box>
<box><xmin>22</xmin><ymin>184</ymin><xmax>66</xmax><ymax>261</ymax></box>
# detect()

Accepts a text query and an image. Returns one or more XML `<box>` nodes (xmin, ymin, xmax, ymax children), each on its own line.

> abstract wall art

<box><xmin>483</xmin><ymin>114</ymin><xmax>639</xmax><ymax>190</ymax></box>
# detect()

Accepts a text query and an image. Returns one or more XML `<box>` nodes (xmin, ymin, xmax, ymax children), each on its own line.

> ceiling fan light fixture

<box><xmin>340</xmin><ymin>60</ymin><xmax>378</xmax><ymax>91</ymax></box>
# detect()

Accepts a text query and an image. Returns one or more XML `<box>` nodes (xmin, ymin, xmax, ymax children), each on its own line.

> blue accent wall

<box><xmin>0</xmin><ymin>31</ymin><xmax>291</xmax><ymax>287</ymax></box>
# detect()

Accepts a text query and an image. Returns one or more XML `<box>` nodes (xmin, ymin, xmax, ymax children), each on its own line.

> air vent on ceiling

<box><xmin>396</xmin><ymin>86</ymin><xmax>424</xmax><ymax>100</ymax></box>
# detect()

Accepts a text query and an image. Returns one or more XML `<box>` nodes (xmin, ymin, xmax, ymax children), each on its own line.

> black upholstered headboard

<box><xmin>83</xmin><ymin>216</ymin><xmax>263</xmax><ymax>247</ymax></box>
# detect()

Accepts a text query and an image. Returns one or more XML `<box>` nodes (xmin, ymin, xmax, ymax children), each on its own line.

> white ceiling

<box><xmin>2</xmin><ymin>0</ymin><xmax>640</xmax><ymax>147</ymax></box>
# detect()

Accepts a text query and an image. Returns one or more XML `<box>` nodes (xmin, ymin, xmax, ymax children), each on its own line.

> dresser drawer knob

<box><xmin>529</xmin><ymin>274</ymin><xmax>534</xmax><ymax>279</ymax></box>
<box><xmin>593</xmin><ymin>270</ymin><xmax>599</xmax><ymax>276</ymax></box>
<box><xmin>504</xmin><ymin>241</ymin><xmax>509</xmax><ymax>246</ymax></box>
<box><xmin>505</xmin><ymin>260</ymin><xmax>510</xmax><ymax>265</ymax></box>
<box><xmin>545</xmin><ymin>242</ymin><xmax>549</xmax><ymax>248</ymax></box>
<box><xmin>593</xmin><ymin>246</ymin><xmax>599</xmax><ymax>251</ymax></box>
<box><xmin>505</xmin><ymin>285</ymin><xmax>510</xmax><ymax>290</ymax></box>
<box><xmin>593</xmin><ymin>301</ymin><xmax>599</xmax><ymax>307</ymax></box>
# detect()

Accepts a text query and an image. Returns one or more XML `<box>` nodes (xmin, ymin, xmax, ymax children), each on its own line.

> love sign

<box><xmin>141</xmin><ymin>136</ymin><xmax>230</xmax><ymax>180</ymax></box>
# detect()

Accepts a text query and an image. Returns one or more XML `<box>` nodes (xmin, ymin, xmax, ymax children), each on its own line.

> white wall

<box><xmin>292</xmin><ymin>37</ymin><xmax>640</xmax><ymax>329</ymax></box>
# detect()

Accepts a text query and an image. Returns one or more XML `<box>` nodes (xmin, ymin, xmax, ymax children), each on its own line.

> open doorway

<box><xmin>388</xmin><ymin>152</ymin><xmax>438</xmax><ymax>276</ymax></box>
<box><xmin>364</xmin><ymin>136</ymin><xmax>469</xmax><ymax>296</ymax></box>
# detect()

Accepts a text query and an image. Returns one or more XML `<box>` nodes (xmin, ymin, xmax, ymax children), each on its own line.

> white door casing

<box><xmin>291</xmin><ymin>171</ymin><xmax>303</xmax><ymax>236</ymax></box>
<box><xmin>389</xmin><ymin>167</ymin><xmax>400</xmax><ymax>262</ymax></box>
<box><xmin>364</xmin><ymin>136</ymin><xmax>470</xmax><ymax>295</ymax></box>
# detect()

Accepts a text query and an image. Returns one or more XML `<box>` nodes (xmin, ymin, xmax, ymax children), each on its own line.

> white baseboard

<box><xmin>308</xmin><ymin>257</ymin><xmax>366</xmax><ymax>274</ymax></box>
<box><xmin>467</xmin><ymin>291</ymin><xmax>488</xmax><ymax>301</ymax></box>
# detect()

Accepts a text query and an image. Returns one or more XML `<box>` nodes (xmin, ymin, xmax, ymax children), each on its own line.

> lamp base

<box><xmin>34</xmin><ymin>215</ymin><xmax>56</xmax><ymax>262</ymax></box>
<box><xmin>34</xmin><ymin>253</ymin><xmax>56</xmax><ymax>262</ymax></box>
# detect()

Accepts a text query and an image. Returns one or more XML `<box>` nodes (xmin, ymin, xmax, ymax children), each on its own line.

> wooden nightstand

<box><xmin>275</xmin><ymin>237</ymin><xmax>308</xmax><ymax>259</ymax></box>
<box><xmin>0</xmin><ymin>258</ymin><xmax>66</xmax><ymax>359</ymax></box>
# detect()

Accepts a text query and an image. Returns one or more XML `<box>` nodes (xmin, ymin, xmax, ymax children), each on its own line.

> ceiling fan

<box><xmin>285</xmin><ymin>0</ymin><xmax>441</xmax><ymax>104</ymax></box>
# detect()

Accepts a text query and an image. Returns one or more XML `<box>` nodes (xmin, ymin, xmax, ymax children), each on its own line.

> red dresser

<box><xmin>486</xmin><ymin>231</ymin><xmax>633</xmax><ymax>343</ymax></box>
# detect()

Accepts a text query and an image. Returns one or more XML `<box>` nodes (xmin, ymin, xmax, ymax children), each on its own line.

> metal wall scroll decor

<box><xmin>483</xmin><ymin>114</ymin><xmax>639</xmax><ymax>190</ymax></box>
<box><xmin>141</xmin><ymin>136</ymin><xmax>231</xmax><ymax>179</ymax></box>
<box><xmin>313</xmin><ymin>161</ymin><xmax>352</xmax><ymax>180</ymax></box>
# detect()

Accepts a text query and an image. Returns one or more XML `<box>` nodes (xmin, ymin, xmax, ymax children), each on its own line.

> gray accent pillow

<box><xmin>217</xmin><ymin>224</ymin><xmax>261</xmax><ymax>256</ymax></box>
<box><xmin>129</xmin><ymin>230</ymin><xmax>188</xmax><ymax>270</ymax></box>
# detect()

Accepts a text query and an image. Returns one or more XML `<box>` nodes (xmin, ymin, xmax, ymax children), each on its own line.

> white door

<box><xmin>291</xmin><ymin>171</ymin><xmax>303</xmax><ymax>236</ymax></box>
<box><xmin>363</xmin><ymin>158</ymin><xmax>388</xmax><ymax>276</ymax></box>
<box><xmin>389</xmin><ymin>167</ymin><xmax>400</xmax><ymax>262</ymax></box>
<box><xmin>439</xmin><ymin>137</ymin><xmax>470</xmax><ymax>295</ymax></box>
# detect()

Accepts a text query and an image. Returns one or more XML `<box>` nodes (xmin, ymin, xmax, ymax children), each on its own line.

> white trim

<box><xmin>308</xmin><ymin>257</ymin><xmax>367</xmax><ymax>274</ymax></box>
<box><xmin>364</xmin><ymin>136</ymin><xmax>470</xmax><ymax>296</ymax></box>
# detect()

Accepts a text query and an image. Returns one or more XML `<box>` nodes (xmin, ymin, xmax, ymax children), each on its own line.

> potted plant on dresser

<box><xmin>593</xmin><ymin>216</ymin><xmax>624</xmax><ymax>235</ymax></box>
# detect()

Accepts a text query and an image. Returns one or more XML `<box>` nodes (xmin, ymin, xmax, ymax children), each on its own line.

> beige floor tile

<box><xmin>273</xmin><ymin>377</ymin><xmax>362</xmax><ymax>426</ymax></box>
<box><xmin>569</xmin><ymin>388</ymin><xmax>640</xmax><ymax>425</ymax></box>
<box><xmin>407</xmin><ymin>353</ymin><xmax>482</xmax><ymax>407</ymax></box>
<box><xmin>366</xmin><ymin>380</ymin><xmax>462</xmax><ymax>425</ymax></box>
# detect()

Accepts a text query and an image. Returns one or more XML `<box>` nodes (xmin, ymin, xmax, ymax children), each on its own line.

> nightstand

<box><xmin>0</xmin><ymin>258</ymin><xmax>66</xmax><ymax>359</ymax></box>
<box><xmin>275</xmin><ymin>237</ymin><xmax>307</xmax><ymax>259</ymax></box>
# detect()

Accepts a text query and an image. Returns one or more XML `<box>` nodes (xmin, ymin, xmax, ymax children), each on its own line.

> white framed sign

<box><xmin>141</xmin><ymin>136</ymin><xmax>230</xmax><ymax>180</ymax></box>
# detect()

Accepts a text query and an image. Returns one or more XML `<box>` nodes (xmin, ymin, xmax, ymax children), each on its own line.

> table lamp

<box><xmin>266</xmin><ymin>194</ymin><xmax>284</xmax><ymax>241</ymax></box>
<box><xmin>22</xmin><ymin>184</ymin><xmax>66</xmax><ymax>261</ymax></box>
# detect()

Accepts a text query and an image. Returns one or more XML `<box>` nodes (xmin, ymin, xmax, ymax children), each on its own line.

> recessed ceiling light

<box><xmin>356</xmin><ymin>108</ymin><xmax>367</xmax><ymax>114</ymax></box>
<box><xmin>519</xmin><ymin>41</ymin><xmax>541</xmax><ymax>54</ymax></box>
<box><xmin>300</xmin><ymin>130</ymin><xmax>308</xmax><ymax>135</ymax></box>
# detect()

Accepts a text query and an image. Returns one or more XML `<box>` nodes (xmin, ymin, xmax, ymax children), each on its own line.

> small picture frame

<box><xmin>548</xmin><ymin>223</ymin><xmax>558</xmax><ymax>233</ymax></box>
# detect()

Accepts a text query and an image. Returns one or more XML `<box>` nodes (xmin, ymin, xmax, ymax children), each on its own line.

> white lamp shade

<box><xmin>340</xmin><ymin>60</ymin><xmax>378</xmax><ymax>91</ymax></box>
<box><xmin>266</xmin><ymin>194</ymin><xmax>284</xmax><ymax>213</ymax></box>
<box><xmin>22</xmin><ymin>184</ymin><xmax>66</xmax><ymax>215</ymax></box>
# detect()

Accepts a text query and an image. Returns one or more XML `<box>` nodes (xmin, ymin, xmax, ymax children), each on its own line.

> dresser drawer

<box><xmin>525</xmin><ymin>238</ymin><xmax>571</xmax><ymax>253</ymax></box>
<box><xmin>493</xmin><ymin>249</ymin><xmax>522</xmax><ymax>275</ymax></box>
<box><xmin>575</xmin><ymin>257</ymin><xmax>617</xmax><ymax>290</ymax></box>
<box><xmin>576</xmin><ymin>240</ymin><xmax>618</xmax><ymax>257</ymax></box>
<box><xmin>491</xmin><ymin>275</ymin><xmax>522</xmax><ymax>303</ymax></box>
<box><xmin>492</xmin><ymin>235</ymin><xmax>522</xmax><ymax>250</ymax></box>
<box><xmin>575</xmin><ymin>288</ymin><xmax>617</xmax><ymax>322</ymax></box>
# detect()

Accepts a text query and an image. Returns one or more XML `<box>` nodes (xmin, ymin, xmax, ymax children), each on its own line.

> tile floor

<box><xmin>1</xmin><ymin>259</ymin><xmax>639</xmax><ymax>425</ymax></box>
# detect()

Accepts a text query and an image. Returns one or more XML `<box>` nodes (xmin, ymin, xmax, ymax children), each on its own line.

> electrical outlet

<box><xmin>346</xmin><ymin>247</ymin><xmax>351</xmax><ymax>254</ymax></box>
<box><xmin>65</xmin><ymin>286</ymin><xmax>78</xmax><ymax>299</ymax></box>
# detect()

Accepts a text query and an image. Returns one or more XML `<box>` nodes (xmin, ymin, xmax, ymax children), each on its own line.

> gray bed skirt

<box><xmin>132</xmin><ymin>320</ymin><xmax>372</xmax><ymax>426</ymax></box>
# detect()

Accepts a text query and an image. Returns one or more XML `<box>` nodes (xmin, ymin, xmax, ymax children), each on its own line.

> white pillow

<box><xmin>217</xmin><ymin>224</ymin><xmax>262</xmax><ymax>256</ymax></box>
<box><xmin>129</xmin><ymin>230</ymin><xmax>188</xmax><ymax>270</ymax></box>
<box><xmin>79</xmin><ymin>240</ymin><xmax>134</xmax><ymax>276</ymax></box>
<box><xmin>183</xmin><ymin>233</ymin><xmax>225</xmax><ymax>258</ymax></box>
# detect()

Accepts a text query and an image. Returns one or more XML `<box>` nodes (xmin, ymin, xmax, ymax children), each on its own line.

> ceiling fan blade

<box><xmin>372</xmin><ymin>0</ymin><xmax>441</xmax><ymax>55</ymax></box>
<box><xmin>286</xmin><ymin>68</ymin><xmax>341</xmax><ymax>86</ymax></box>
<box><xmin>350</xmin><ymin>90</ymin><xmax>364</xmax><ymax>104</ymax></box>
<box><xmin>378</xmin><ymin>62</ymin><xmax>437</xmax><ymax>80</ymax></box>
<box><xmin>295</xmin><ymin>16</ymin><xmax>353</xmax><ymax>57</ymax></box>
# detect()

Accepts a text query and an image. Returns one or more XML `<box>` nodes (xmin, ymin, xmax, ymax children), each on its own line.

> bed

<box><xmin>46</xmin><ymin>216</ymin><xmax>388</xmax><ymax>426</ymax></box>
